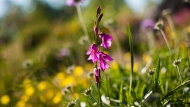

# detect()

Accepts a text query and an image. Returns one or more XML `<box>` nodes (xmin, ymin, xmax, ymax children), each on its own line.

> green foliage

<box><xmin>0</xmin><ymin>0</ymin><xmax>190</xmax><ymax>107</ymax></box>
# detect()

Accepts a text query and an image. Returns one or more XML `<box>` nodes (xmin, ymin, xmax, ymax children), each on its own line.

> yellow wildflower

<box><xmin>52</xmin><ymin>92</ymin><xmax>62</xmax><ymax>104</ymax></box>
<box><xmin>73</xmin><ymin>66</ymin><xmax>84</xmax><ymax>76</ymax></box>
<box><xmin>37</xmin><ymin>81</ymin><xmax>47</xmax><ymax>91</ymax></box>
<box><xmin>0</xmin><ymin>95</ymin><xmax>10</xmax><ymax>105</ymax></box>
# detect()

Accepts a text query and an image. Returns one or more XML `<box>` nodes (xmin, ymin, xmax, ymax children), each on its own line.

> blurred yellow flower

<box><xmin>134</xmin><ymin>62</ymin><xmax>139</xmax><ymax>72</ymax></box>
<box><xmin>16</xmin><ymin>101</ymin><xmax>25</xmax><ymax>107</ymax></box>
<box><xmin>23</xmin><ymin>79</ymin><xmax>32</xmax><ymax>87</ymax></box>
<box><xmin>52</xmin><ymin>92</ymin><xmax>62</xmax><ymax>104</ymax></box>
<box><xmin>110</xmin><ymin>61</ymin><xmax>118</xmax><ymax>70</ymax></box>
<box><xmin>45</xmin><ymin>90</ymin><xmax>54</xmax><ymax>100</ymax></box>
<box><xmin>21</xmin><ymin>95</ymin><xmax>29</xmax><ymax>102</ymax></box>
<box><xmin>124</xmin><ymin>52</ymin><xmax>131</xmax><ymax>62</ymax></box>
<box><xmin>0</xmin><ymin>95</ymin><xmax>10</xmax><ymax>105</ymax></box>
<box><xmin>125</xmin><ymin>62</ymin><xmax>139</xmax><ymax>72</ymax></box>
<box><xmin>56</xmin><ymin>72</ymin><xmax>65</xmax><ymax>80</ymax></box>
<box><xmin>25</xmin><ymin>86</ymin><xmax>35</xmax><ymax>97</ymax></box>
<box><xmin>142</xmin><ymin>54</ymin><xmax>151</xmax><ymax>63</ymax></box>
<box><xmin>187</xmin><ymin>26</ymin><xmax>190</xmax><ymax>33</ymax></box>
<box><xmin>74</xmin><ymin>93</ymin><xmax>79</xmax><ymax>98</ymax></box>
<box><xmin>37</xmin><ymin>81</ymin><xmax>47</xmax><ymax>91</ymax></box>
<box><xmin>84</xmin><ymin>63</ymin><xmax>93</xmax><ymax>72</ymax></box>
<box><xmin>73</xmin><ymin>66</ymin><xmax>84</xmax><ymax>76</ymax></box>
<box><xmin>61</xmin><ymin>76</ymin><xmax>75</xmax><ymax>87</ymax></box>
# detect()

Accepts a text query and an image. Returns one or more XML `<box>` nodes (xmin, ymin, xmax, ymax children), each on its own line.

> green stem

<box><xmin>129</xmin><ymin>70</ymin><xmax>132</xmax><ymax>102</ymax></box>
<box><xmin>97</xmin><ymin>83</ymin><xmax>102</xmax><ymax>107</ymax></box>
<box><xmin>160</xmin><ymin>29</ymin><xmax>172</xmax><ymax>56</ymax></box>
<box><xmin>176</xmin><ymin>66</ymin><xmax>182</xmax><ymax>83</ymax></box>
<box><xmin>76</xmin><ymin>4</ymin><xmax>91</xmax><ymax>44</ymax></box>
<box><xmin>69</xmin><ymin>90</ymin><xmax>80</xmax><ymax>106</ymax></box>
<box><xmin>89</xmin><ymin>94</ymin><xmax>99</xmax><ymax>104</ymax></box>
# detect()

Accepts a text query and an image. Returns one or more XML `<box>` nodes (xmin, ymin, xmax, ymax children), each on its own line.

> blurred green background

<box><xmin>0</xmin><ymin>0</ymin><xmax>190</xmax><ymax>106</ymax></box>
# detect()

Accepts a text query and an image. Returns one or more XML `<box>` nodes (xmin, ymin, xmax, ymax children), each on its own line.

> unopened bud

<box><xmin>173</xmin><ymin>58</ymin><xmax>182</xmax><ymax>67</ymax></box>
<box><xmin>154</xmin><ymin>20</ymin><xmax>164</xmax><ymax>30</ymax></box>
<box><xmin>97</xmin><ymin>13</ymin><xmax>103</xmax><ymax>23</ymax></box>
<box><xmin>148</xmin><ymin>68</ymin><xmax>155</xmax><ymax>75</ymax></box>
<box><xmin>83</xmin><ymin>87</ymin><xmax>92</xmax><ymax>96</ymax></box>
<box><xmin>67</xmin><ymin>100</ymin><xmax>76</xmax><ymax>107</ymax></box>
<box><xmin>96</xmin><ymin>6</ymin><xmax>101</xmax><ymax>17</ymax></box>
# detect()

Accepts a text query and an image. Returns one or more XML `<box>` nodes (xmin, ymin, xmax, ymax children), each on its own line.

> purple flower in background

<box><xmin>98</xmin><ymin>52</ymin><xmax>113</xmax><ymax>71</ymax></box>
<box><xmin>99</xmin><ymin>32</ymin><xmax>113</xmax><ymax>49</ymax></box>
<box><xmin>140</xmin><ymin>19</ymin><xmax>155</xmax><ymax>30</ymax></box>
<box><xmin>56</xmin><ymin>48</ymin><xmax>70</xmax><ymax>60</ymax></box>
<box><xmin>86</xmin><ymin>44</ymin><xmax>99</xmax><ymax>63</ymax></box>
<box><xmin>66</xmin><ymin>0</ymin><xmax>84</xmax><ymax>6</ymax></box>
<box><xmin>94</xmin><ymin>68</ymin><xmax>100</xmax><ymax>83</ymax></box>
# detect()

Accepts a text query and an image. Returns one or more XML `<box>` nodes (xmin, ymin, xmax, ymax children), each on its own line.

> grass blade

<box><xmin>187</xmin><ymin>54</ymin><xmax>190</xmax><ymax>69</ymax></box>
<box><xmin>127</xmin><ymin>24</ymin><xmax>134</xmax><ymax>105</ymax></box>
<box><xmin>127</xmin><ymin>25</ymin><xmax>134</xmax><ymax>73</ymax></box>
<box><xmin>161</xmin><ymin>79</ymin><xmax>190</xmax><ymax>101</ymax></box>
<box><xmin>154</xmin><ymin>56</ymin><xmax>161</xmax><ymax>92</ymax></box>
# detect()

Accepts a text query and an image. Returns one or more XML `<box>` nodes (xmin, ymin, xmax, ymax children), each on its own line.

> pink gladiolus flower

<box><xmin>86</xmin><ymin>44</ymin><xmax>99</xmax><ymax>63</ymax></box>
<box><xmin>94</xmin><ymin>68</ymin><xmax>100</xmax><ymax>83</ymax></box>
<box><xmin>98</xmin><ymin>52</ymin><xmax>113</xmax><ymax>71</ymax></box>
<box><xmin>99</xmin><ymin>32</ymin><xmax>113</xmax><ymax>49</ymax></box>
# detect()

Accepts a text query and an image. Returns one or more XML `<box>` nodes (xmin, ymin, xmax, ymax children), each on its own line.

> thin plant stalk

<box><xmin>165</xmin><ymin>15</ymin><xmax>176</xmax><ymax>48</ymax></box>
<box><xmin>76</xmin><ymin>4</ymin><xmax>91</xmax><ymax>44</ymax></box>
<box><xmin>89</xmin><ymin>94</ymin><xmax>100</xmax><ymax>106</ymax></box>
<box><xmin>159</xmin><ymin>29</ymin><xmax>172</xmax><ymax>56</ymax></box>
<box><xmin>107</xmin><ymin>26</ymin><xmax>123</xmax><ymax>63</ymax></box>
<box><xmin>176</xmin><ymin>66</ymin><xmax>182</xmax><ymax>83</ymax></box>
<box><xmin>97</xmin><ymin>83</ymin><xmax>102</xmax><ymax>107</ymax></box>
<box><xmin>69</xmin><ymin>89</ymin><xmax>80</xmax><ymax>106</ymax></box>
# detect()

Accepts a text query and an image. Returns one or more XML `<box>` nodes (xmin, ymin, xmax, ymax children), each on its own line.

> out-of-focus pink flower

<box><xmin>173</xmin><ymin>8</ymin><xmax>190</xmax><ymax>26</ymax></box>
<box><xmin>140</xmin><ymin>19</ymin><xmax>155</xmax><ymax>30</ymax></box>
<box><xmin>56</xmin><ymin>48</ymin><xmax>70</xmax><ymax>60</ymax></box>
<box><xmin>66</xmin><ymin>0</ymin><xmax>84</xmax><ymax>6</ymax></box>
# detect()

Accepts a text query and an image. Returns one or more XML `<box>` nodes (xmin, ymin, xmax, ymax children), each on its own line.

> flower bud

<box><xmin>83</xmin><ymin>87</ymin><xmax>92</xmax><ymax>96</ymax></box>
<box><xmin>67</xmin><ymin>100</ymin><xmax>76</xmax><ymax>107</ymax></box>
<box><xmin>154</xmin><ymin>20</ymin><xmax>164</xmax><ymax>30</ymax></box>
<box><xmin>173</xmin><ymin>58</ymin><xmax>182</xmax><ymax>67</ymax></box>
<box><xmin>94</xmin><ymin>23</ymin><xmax>98</xmax><ymax>35</ymax></box>
<box><xmin>148</xmin><ymin>68</ymin><xmax>155</xmax><ymax>75</ymax></box>
<box><xmin>96</xmin><ymin>6</ymin><xmax>101</xmax><ymax>17</ymax></box>
<box><xmin>97</xmin><ymin>13</ymin><xmax>103</xmax><ymax>23</ymax></box>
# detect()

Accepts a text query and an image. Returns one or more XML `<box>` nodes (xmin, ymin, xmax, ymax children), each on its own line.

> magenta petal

<box><xmin>104</xmin><ymin>54</ymin><xmax>113</xmax><ymax>61</ymax></box>
<box><xmin>86</xmin><ymin>44</ymin><xmax>99</xmax><ymax>63</ymax></box>
<box><xmin>99</xmin><ymin>32</ymin><xmax>113</xmax><ymax>49</ymax></box>
<box><xmin>98</xmin><ymin>52</ymin><xmax>112</xmax><ymax>71</ymax></box>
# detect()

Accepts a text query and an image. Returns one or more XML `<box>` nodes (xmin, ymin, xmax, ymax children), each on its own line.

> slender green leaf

<box><xmin>127</xmin><ymin>25</ymin><xmax>134</xmax><ymax>105</ymax></box>
<box><xmin>119</xmin><ymin>80</ymin><xmax>123</xmax><ymax>102</ymax></box>
<box><xmin>187</xmin><ymin>54</ymin><xmax>190</xmax><ymax>69</ymax></box>
<box><xmin>127</xmin><ymin>25</ymin><xmax>134</xmax><ymax>73</ymax></box>
<box><xmin>162</xmin><ymin>79</ymin><xmax>190</xmax><ymax>101</ymax></box>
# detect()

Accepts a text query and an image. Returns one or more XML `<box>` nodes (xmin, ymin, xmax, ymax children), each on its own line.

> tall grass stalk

<box><xmin>76</xmin><ymin>4</ymin><xmax>90</xmax><ymax>44</ymax></box>
<box><xmin>159</xmin><ymin>29</ymin><xmax>172</xmax><ymax>56</ymax></box>
<box><xmin>176</xmin><ymin>66</ymin><xmax>182</xmax><ymax>83</ymax></box>
<box><xmin>127</xmin><ymin>25</ymin><xmax>134</xmax><ymax>104</ymax></box>
<box><xmin>96</xmin><ymin>83</ymin><xmax>102</xmax><ymax>107</ymax></box>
